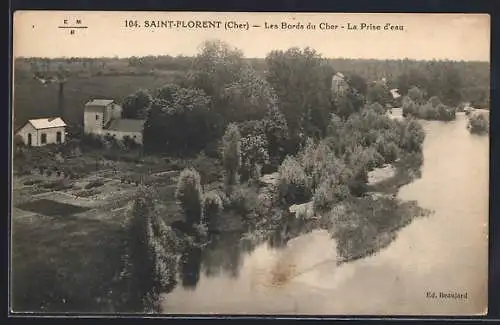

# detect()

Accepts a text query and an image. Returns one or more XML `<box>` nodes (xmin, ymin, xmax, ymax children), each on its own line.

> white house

<box><xmin>83</xmin><ymin>99</ymin><xmax>145</xmax><ymax>144</ymax></box>
<box><xmin>15</xmin><ymin>117</ymin><xmax>67</xmax><ymax>147</ymax></box>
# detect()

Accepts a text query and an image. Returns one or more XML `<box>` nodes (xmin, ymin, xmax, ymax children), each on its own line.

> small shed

<box><xmin>15</xmin><ymin>117</ymin><xmax>67</xmax><ymax>147</ymax></box>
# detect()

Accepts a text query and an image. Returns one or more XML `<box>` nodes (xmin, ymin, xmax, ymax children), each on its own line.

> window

<box><xmin>56</xmin><ymin>131</ymin><xmax>62</xmax><ymax>143</ymax></box>
<box><xmin>41</xmin><ymin>133</ymin><xmax>47</xmax><ymax>144</ymax></box>
<box><xmin>27</xmin><ymin>133</ymin><xmax>32</xmax><ymax>146</ymax></box>
<box><xmin>96</xmin><ymin>114</ymin><xmax>99</xmax><ymax>120</ymax></box>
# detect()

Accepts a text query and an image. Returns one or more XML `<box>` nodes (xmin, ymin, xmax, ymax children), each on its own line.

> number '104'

<box><xmin>125</xmin><ymin>20</ymin><xmax>140</xmax><ymax>27</ymax></box>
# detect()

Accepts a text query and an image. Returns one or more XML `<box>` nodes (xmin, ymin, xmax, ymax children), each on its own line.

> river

<box><xmin>160</xmin><ymin>112</ymin><xmax>489</xmax><ymax>316</ymax></box>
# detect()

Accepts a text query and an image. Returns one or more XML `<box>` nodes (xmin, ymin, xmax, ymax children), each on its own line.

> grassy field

<box><xmin>10</xmin><ymin>152</ymin><xmax>185</xmax><ymax>313</ymax></box>
<box><xmin>11</xmin><ymin>207</ymin><xmax>128</xmax><ymax>312</ymax></box>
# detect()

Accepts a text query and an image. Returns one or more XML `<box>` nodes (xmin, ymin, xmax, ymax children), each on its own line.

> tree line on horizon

<box><xmin>15</xmin><ymin>48</ymin><xmax>490</xmax><ymax>110</ymax></box>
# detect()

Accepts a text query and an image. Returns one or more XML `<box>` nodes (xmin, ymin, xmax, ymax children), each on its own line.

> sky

<box><xmin>13</xmin><ymin>11</ymin><xmax>490</xmax><ymax>61</ymax></box>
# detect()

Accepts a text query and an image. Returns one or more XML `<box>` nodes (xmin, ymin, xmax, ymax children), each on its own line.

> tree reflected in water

<box><xmin>202</xmin><ymin>232</ymin><xmax>246</xmax><ymax>278</ymax></box>
<box><xmin>179</xmin><ymin>246</ymin><xmax>202</xmax><ymax>289</ymax></box>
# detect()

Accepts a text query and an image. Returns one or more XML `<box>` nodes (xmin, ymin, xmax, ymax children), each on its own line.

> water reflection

<box><xmin>202</xmin><ymin>232</ymin><xmax>245</xmax><ymax>278</ymax></box>
<box><xmin>179</xmin><ymin>247</ymin><xmax>202</xmax><ymax>289</ymax></box>
<box><xmin>179</xmin><ymin>232</ymin><xmax>257</xmax><ymax>289</ymax></box>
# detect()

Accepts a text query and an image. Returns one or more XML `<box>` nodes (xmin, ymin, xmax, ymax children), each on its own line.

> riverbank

<box><xmin>237</xmin><ymin>150</ymin><xmax>430</xmax><ymax>267</ymax></box>
<box><xmin>320</xmin><ymin>152</ymin><xmax>430</xmax><ymax>263</ymax></box>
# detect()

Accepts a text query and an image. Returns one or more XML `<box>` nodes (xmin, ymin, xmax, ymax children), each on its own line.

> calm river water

<box><xmin>160</xmin><ymin>112</ymin><xmax>489</xmax><ymax>316</ymax></box>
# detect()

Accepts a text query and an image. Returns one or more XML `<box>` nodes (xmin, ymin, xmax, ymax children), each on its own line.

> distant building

<box><xmin>390</xmin><ymin>88</ymin><xmax>401</xmax><ymax>99</ymax></box>
<box><xmin>83</xmin><ymin>99</ymin><xmax>145</xmax><ymax>144</ymax></box>
<box><xmin>331</xmin><ymin>72</ymin><xmax>349</xmax><ymax>96</ymax></box>
<box><xmin>15</xmin><ymin>117</ymin><xmax>67</xmax><ymax>147</ymax></box>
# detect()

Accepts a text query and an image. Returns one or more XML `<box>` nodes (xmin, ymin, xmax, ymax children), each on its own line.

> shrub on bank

<box><xmin>278</xmin><ymin>156</ymin><xmax>312</xmax><ymax>206</ymax></box>
<box><xmin>203</xmin><ymin>191</ymin><xmax>223</xmax><ymax>230</ymax></box>
<box><xmin>402</xmin><ymin>95</ymin><xmax>456</xmax><ymax>121</ymax></box>
<box><xmin>468</xmin><ymin>113</ymin><xmax>489</xmax><ymax>135</ymax></box>
<box><xmin>313</xmin><ymin>176</ymin><xmax>350</xmax><ymax>212</ymax></box>
<box><xmin>175</xmin><ymin>168</ymin><xmax>204</xmax><ymax>226</ymax></box>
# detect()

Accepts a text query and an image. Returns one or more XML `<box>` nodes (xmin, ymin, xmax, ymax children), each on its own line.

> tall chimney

<box><xmin>58</xmin><ymin>82</ymin><xmax>65</xmax><ymax>121</ymax></box>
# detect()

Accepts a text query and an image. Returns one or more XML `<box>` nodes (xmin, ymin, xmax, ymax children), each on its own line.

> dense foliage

<box><xmin>265</xmin><ymin>47</ymin><xmax>335</xmax><ymax>148</ymax></box>
<box><xmin>121</xmin><ymin>89</ymin><xmax>152</xmax><ymax>119</ymax></box>
<box><xmin>402</xmin><ymin>88</ymin><xmax>456</xmax><ymax>121</ymax></box>
<box><xmin>143</xmin><ymin>85</ymin><xmax>212</xmax><ymax>155</ymax></box>
<box><xmin>14</xmin><ymin>52</ymin><xmax>488</xmax><ymax>129</ymax></box>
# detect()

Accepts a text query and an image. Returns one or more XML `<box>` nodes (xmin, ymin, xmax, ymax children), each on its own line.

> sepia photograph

<box><xmin>10</xmin><ymin>11</ymin><xmax>490</xmax><ymax>316</ymax></box>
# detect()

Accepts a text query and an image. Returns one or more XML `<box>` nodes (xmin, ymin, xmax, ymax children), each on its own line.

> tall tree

<box><xmin>175</xmin><ymin>168</ymin><xmax>204</xmax><ymax>226</ymax></box>
<box><xmin>265</xmin><ymin>47</ymin><xmax>334</xmax><ymax>149</ymax></box>
<box><xmin>222</xmin><ymin>123</ymin><xmax>242</xmax><ymax>193</ymax></box>
<box><xmin>122</xmin><ymin>89</ymin><xmax>153</xmax><ymax>119</ymax></box>
<box><xmin>220</xmin><ymin>65</ymin><xmax>279</xmax><ymax>122</ymax></box>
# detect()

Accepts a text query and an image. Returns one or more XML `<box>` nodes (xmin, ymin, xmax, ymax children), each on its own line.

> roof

<box><xmin>106</xmin><ymin>119</ymin><xmax>145</xmax><ymax>133</ymax></box>
<box><xmin>26</xmin><ymin>117</ymin><xmax>67</xmax><ymax>130</ymax></box>
<box><xmin>333</xmin><ymin>72</ymin><xmax>345</xmax><ymax>79</ymax></box>
<box><xmin>85</xmin><ymin>99</ymin><xmax>114</xmax><ymax>107</ymax></box>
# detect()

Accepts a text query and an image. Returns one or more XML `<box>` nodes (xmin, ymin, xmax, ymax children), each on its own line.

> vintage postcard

<box><xmin>10</xmin><ymin>11</ymin><xmax>490</xmax><ymax>316</ymax></box>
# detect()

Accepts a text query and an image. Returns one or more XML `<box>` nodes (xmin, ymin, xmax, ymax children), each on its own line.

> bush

<box><xmin>81</xmin><ymin>133</ymin><xmax>105</xmax><ymax>149</ymax></box>
<box><xmin>225</xmin><ymin>185</ymin><xmax>259</xmax><ymax>221</ymax></box>
<box><xmin>375</xmin><ymin>139</ymin><xmax>400</xmax><ymax>163</ymax></box>
<box><xmin>435</xmin><ymin>104</ymin><xmax>456</xmax><ymax>121</ymax></box>
<box><xmin>278</xmin><ymin>156</ymin><xmax>311</xmax><ymax>206</ymax></box>
<box><xmin>468</xmin><ymin>113</ymin><xmax>489</xmax><ymax>135</ymax></box>
<box><xmin>175</xmin><ymin>168</ymin><xmax>204</xmax><ymax>226</ymax></box>
<box><xmin>313</xmin><ymin>177</ymin><xmax>352</xmax><ymax>212</ymax></box>
<box><xmin>240</xmin><ymin>133</ymin><xmax>269</xmax><ymax>182</ymax></box>
<box><xmin>191</xmin><ymin>152</ymin><xmax>222</xmax><ymax>184</ymax></box>
<box><xmin>85</xmin><ymin>179</ymin><xmax>105</xmax><ymax>189</ymax></box>
<box><xmin>42</xmin><ymin>179</ymin><xmax>73</xmax><ymax>191</ymax></box>
<box><xmin>399</xmin><ymin>118</ymin><xmax>425</xmax><ymax>153</ymax></box>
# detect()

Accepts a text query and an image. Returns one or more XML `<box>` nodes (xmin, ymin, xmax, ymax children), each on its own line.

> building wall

<box><xmin>103</xmin><ymin>104</ymin><xmax>113</xmax><ymax>125</ymax></box>
<box><xmin>110</xmin><ymin>103</ymin><xmax>123</xmax><ymax>119</ymax></box>
<box><xmin>84</xmin><ymin>110</ymin><xmax>105</xmax><ymax>133</ymax></box>
<box><xmin>331</xmin><ymin>76</ymin><xmax>348</xmax><ymax>96</ymax></box>
<box><xmin>16</xmin><ymin>124</ymin><xmax>66</xmax><ymax>147</ymax></box>
<box><xmin>16</xmin><ymin>123</ymin><xmax>37</xmax><ymax>146</ymax></box>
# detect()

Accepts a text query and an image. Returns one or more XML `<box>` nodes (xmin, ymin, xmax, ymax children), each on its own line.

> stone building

<box><xmin>83</xmin><ymin>99</ymin><xmax>145</xmax><ymax>144</ymax></box>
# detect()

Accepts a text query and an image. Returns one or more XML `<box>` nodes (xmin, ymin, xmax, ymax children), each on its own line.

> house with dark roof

<box><xmin>83</xmin><ymin>99</ymin><xmax>145</xmax><ymax>144</ymax></box>
<box><xmin>15</xmin><ymin>117</ymin><xmax>67</xmax><ymax>147</ymax></box>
